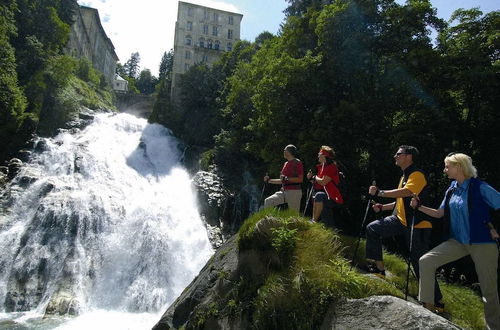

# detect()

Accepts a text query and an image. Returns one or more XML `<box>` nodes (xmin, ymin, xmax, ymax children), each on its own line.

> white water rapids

<box><xmin>0</xmin><ymin>113</ymin><xmax>213</xmax><ymax>329</ymax></box>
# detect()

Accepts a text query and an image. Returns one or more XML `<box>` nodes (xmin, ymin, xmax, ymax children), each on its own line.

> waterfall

<box><xmin>0</xmin><ymin>113</ymin><xmax>213</xmax><ymax>329</ymax></box>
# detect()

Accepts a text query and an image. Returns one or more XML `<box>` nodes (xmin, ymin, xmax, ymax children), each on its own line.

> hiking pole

<box><xmin>486</xmin><ymin>222</ymin><xmax>500</xmax><ymax>251</ymax></box>
<box><xmin>391</xmin><ymin>236</ymin><xmax>418</xmax><ymax>280</ymax></box>
<box><xmin>350</xmin><ymin>180</ymin><xmax>376</xmax><ymax>270</ymax></box>
<box><xmin>259</xmin><ymin>173</ymin><xmax>269</xmax><ymax>208</ymax></box>
<box><xmin>303</xmin><ymin>172</ymin><xmax>314</xmax><ymax>216</ymax></box>
<box><xmin>405</xmin><ymin>193</ymin><xmax>418</xmax><ymax>300</ymax></box>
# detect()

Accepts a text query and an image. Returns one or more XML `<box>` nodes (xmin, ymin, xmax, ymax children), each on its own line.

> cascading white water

<box><xmin>0</xmin><ymin>113</ymin><xmax>213</xmax><ymax>329</ymax></box>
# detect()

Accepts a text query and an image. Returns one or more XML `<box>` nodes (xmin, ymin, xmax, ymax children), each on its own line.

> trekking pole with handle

<box><xmin>303</xmin><ymin>170</ymin><xmax>314</xmax><ymax>216</ymax></box>
<box><xmin>405</xmin><ymin>193</ymin><xmax>418</xmax><ymax>300</ymax></box>
<box><xmin>350</xmin><ymin>180</ymin><xmax>376</xmax><ymax>270</ymax></box>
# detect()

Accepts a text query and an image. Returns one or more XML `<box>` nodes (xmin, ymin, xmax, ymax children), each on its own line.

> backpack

<box><xmin>332</xmin><ymin>163</ymin><xmax>347</xmax><ymax>202</ymax></box>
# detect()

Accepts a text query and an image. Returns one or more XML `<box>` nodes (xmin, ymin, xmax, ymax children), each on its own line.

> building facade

<box><xmin>65</xmin><ymin>6</ymin><xmax>119</xmax><ymax>84</ymax></box>
<box><xmin>171</xmin><ymin>1</ymin><xmax>243</xmax><ymax>101</ymax></box>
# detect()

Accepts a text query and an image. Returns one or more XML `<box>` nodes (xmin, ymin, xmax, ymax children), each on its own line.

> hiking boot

<box><xmin>423</xmin><ymin>302</ymin><xmax>445</xmax><ymax>314</ymax></box>
<box><xmin>362</xmin><ymin>263</ymin><xmax>386</xmax><ymax>278</ymax></box>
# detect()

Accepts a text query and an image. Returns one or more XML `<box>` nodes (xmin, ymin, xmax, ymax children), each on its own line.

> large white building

<box><xmin>171</xmin><ymin>1</ymin><xmax>243</xmax><ymax>101</ymax></box>
<box><xmin>65</xmin><ymin>6</ymin><xmax>119</xmax><ymax>84</ymax></box>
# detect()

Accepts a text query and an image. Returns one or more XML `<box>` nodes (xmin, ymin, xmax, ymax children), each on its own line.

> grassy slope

<box><xmin>238</xmin><ymin>209</ymin><xmax>485</xmax><ymax>329</ymax></box>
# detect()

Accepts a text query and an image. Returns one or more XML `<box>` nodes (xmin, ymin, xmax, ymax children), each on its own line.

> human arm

<box><xmin>480</xmin><ymin>183</ymin><xmax>500</xmax><ymax>210</ymax></box>
<box><xmin>410</xmin><ymin>195</ymin><xmax>444</xmax><ymax>218</ymax></box>
<box><xmin>369</xmin><ymin>186</ymin><xmax>414</xmax><ymax>198</ymax></box>
<box><xmin>369</xmin><ymin>171</ymin><xmax>426</xmax><ymax>199</ymax></box>
<box><xmin>372</xmin><ymin>202</ymin><xmax>396</xmax><ymax>213</ymax></box>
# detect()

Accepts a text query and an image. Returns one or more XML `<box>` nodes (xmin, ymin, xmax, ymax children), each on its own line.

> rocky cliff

<box><xmin>153</xmin><ymin>212</ymin><xmax>460</xmax><ymax>330</ymax></box>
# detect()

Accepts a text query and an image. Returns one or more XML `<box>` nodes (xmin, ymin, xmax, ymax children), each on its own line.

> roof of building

<box><xmin>114</xmin><ymin>74</ymin><xmax>128</xmax><ymax>82</ymax></box>
<box><xmin>179</xmin><ymin>1</ymin><xmax>243</xmax><ymax>17</ymax></box>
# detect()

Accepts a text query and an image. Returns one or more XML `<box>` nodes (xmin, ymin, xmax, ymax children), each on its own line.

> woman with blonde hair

<box><xmin>411</xmin><ymin>152</ymin><xmax>500</xmax><ymax>329</ymax></box>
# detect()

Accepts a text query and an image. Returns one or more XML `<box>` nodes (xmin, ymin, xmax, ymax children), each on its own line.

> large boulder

<box><xmin>321</xmin><ymin>295</ymin><xmax>460</xmax><ymax>330</ymax></box>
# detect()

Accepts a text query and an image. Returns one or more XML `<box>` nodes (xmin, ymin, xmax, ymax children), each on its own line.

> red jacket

<box><xmin>314</xmin><ymin>163</ymin><xmax>343</xmax><ymax>204</ymax></box>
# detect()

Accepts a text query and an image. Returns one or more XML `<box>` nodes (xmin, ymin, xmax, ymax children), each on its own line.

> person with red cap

<box><xmin>306</xmin><ymin>145</ymin><xmax>343</xmax><ymax>222</ymax></box>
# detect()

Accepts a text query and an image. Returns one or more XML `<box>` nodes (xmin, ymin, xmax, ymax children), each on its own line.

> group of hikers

<box><xmin>261</xmin><ymin>144</ymin><xmax>500</xmax><ymax>329</ymax></box>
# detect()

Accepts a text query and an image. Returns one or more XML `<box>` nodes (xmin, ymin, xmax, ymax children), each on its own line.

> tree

<box><xmin>124</xmin><ymin>52</ymin><xmax>141</xmax><ymax>79</ymax></box>
<box><xmin>136</xmin><ymin>69</ymin><xmax>158</xmax><ymax>95</ymax></box>
<box><xmin>0</xmin><ymin>0</ymin><xmax>28</xmax><ymax>160</ymax></box>
<box><xmin>158</xmin><ymin>50</ymin><xmax>174</xmax><ymax>81</ymax></box>
<box><xmin>438</xmin><ymin>9</ymin><xmax>500</xmax><ymax>186</ymax></box>
<box><xmin>12</xmin><ymin>0</ymin><xmax>76</xmax><ymax>86</ymax></box>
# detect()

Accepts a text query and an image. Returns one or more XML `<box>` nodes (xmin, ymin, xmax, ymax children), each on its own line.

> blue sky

<box><xmin>77</xmin><ymin>0</ymin><xmax>498</xmax><ymax>76</ymax></box>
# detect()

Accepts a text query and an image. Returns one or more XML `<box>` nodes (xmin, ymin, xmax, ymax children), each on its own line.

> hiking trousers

<box><xmin>264</xmin><ymin>189</ymin><xmax>302</xmax><ymax>213</ymax></box>
<box><xmin>365</xmin><ymin>215</ymin><xmax>443</xmax><ymax>303</ymax></box>
<box><xmin>419</xmin><ymin>239</ymin><xmax>500</xmax><ymax>330</ymax></box>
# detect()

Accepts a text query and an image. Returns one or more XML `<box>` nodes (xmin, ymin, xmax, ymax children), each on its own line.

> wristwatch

<box><xmin>378</xmin><ymin>190</ymin><xmax>385</xmax><ymax>197</ymax></box>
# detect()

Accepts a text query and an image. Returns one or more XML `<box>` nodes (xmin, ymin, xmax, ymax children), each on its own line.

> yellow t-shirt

<box><xmin>396</xmin><ymin>171</ymin><xmax>432</xmax><ymax>228</ymax></box>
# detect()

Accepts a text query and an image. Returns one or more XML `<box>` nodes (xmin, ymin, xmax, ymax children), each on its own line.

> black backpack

<box><xmin>332</xmin><ymin>162</ymin><xmax>347</xmax><ymax>203</ymax></box>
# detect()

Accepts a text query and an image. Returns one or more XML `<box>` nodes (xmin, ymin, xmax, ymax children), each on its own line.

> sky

<box><xmin>77</xmin><ymin>0</ymin><xmax>499</xmax><ymax>76</ymax></box>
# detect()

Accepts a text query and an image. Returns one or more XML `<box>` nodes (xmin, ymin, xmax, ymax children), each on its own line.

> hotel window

<box><xmin>207</xmin><ymin>39</ymin><xmax>213</xmax><ymax>49</ymax></box>
<box><xmin>227</xmin><ymin>42</ymin><xmax>232</xmax><ymax>51</ymax></box>
<box><xmin>203</xmin><ymin>24</ymin><xmax>208</xmax><ymax>34</ymax></box>
<box><xmin>185</xmin><ymin>63</ymin><xmax>190</xmax><ymax>72</ymax></box>
<box><xmin>202</xmin><ymin>55</ymin><xmax>208</xmax><ymax>63</ymax></box>
<box><xmin>185</xmin><ymin>36</ymin><xmax>192</xmax><ymax>45</ymax></box>
<box><xmin>228</xmin><ymin>16</ymin><xmax>233</xmax><ymax>25</ymax></box>
<box><xmin>212</xmin><ymin>26</ymin><xmax>218</xmax><ymax>36</ymax></box>
<box><xmin>187</xmin><ymin>21</ymin><xmax>192</xmax><ymax>31</ymax></box>
<box><xmin>204</xmin><ymin>10</ymin><xmax>209</xmax><ymax>20</ymax></box>
<box><xmin>185</xmin><ymin>50</ymin><xmax>191</xmax><ymax>59</ymax></box>
<box><xmin>199</xmin><ymin>37</ymin><xmax>205</xmax><ymax>47</ymax></box>
<box><xmin>213</xmin><ymin>13</ymin><xmax>218</xmax><ymax>22</ymax></box>
<box><xmin>214</xmin><ymin>40</ymin><xmax>220</xmax><ymax>50</ymax></box>
<box><xmin>227</xmin><ymin>29</ymin><xmax>233</xmax><ymax>39</ymax></box>
<box><xmin>187</xmin><ymin>7</ymin><xmax>193</xmax><ymax>17</ymax></box>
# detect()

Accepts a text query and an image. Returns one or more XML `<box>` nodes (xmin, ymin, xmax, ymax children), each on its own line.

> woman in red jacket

<box><xmin>306</xmin><ymin>146</ymin><xmax>343</xmax><ymax>222</ymax></box>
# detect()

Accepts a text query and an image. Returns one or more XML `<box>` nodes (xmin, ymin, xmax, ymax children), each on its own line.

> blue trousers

<box><xmin>365</xmin><ymin>215</ymin><xmax>443</xmax><ymax>303</ymax></box>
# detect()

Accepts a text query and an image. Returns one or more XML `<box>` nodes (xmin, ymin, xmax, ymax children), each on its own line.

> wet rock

<box><xmin>193</xmin><ymin>167</ymin><xmax>255</xmax><ymax>248</ymax></box>
<box><xmin>78</xmin><ymin>111</ymin><xmax>95</xmax><ymax>121</ymax></box>
<box><xmin>34</xmin><ymin>139</ymin><xmax>49</xmax><ymax>153</ymax></box>
<box><xmin>0</xmin><ymin>166</ymin><xmax>8</xmax><ymax>175</ymax></box>
<box><xmin>17</xmin><ymin>168</ymin><xmax>41</xmax><ymax>188</ymax></box>
<box><xmin>45</xmin><ymin>292</ymin><xmax>80</xmax><ymax>316</ymax></box>
<box><xmin>16</xmin><ymin>149</ymin><xmax>32</xmax><ymax>162</ymax></box>
<box><xmin>7</xmin><ymin>158</ymin><xmax>23</xmax><ymax>179</ymax></box>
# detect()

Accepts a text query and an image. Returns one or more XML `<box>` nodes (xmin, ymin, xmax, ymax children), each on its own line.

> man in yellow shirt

<box><xmin>364</xmin><ymin>145</ymin><xmax>443</xmax><ymax>307</ymax></box>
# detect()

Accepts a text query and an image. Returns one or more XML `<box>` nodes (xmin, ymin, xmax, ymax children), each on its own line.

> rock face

<box><xmin>321</xmin><ymin>295</ymin><xmax>460</xmax><ymax>330</ymax></box>
<box><xmin>193</xmin><ymin>168</ymin><xmax>258</xmax><ymax>248</ymax></box>
<box><xmin>153</xmin><ymin>217</ymin><xmax>459</xmax><ymax>330</ymax></box>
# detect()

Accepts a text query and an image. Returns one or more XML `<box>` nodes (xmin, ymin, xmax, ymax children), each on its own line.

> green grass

<box><xmin>339</xmin><ymin>234</ymin><xmax>485</xmax><ymax>329</ymax></box>
<box><xmin>203</xmin><ymin>211</ymin><xmax>488</xmax><ymax>330</ymax></box>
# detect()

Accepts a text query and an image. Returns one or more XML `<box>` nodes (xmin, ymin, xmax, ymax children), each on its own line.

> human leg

<box><xmin>408</xmin><ymin>229</ymin><xmax>443</xmax><ymax>304</ymax></box>
<box><xmin>284</xmin><ymin>189</ymin><xmax>302</xmax><ymax>213</ymax></box>
<box><xmin>419</xmin><ymin>239</ymin><xmax>468</xmax><ymax>304</ymax></box>
<box><xmin>264</xmin><ymin>190</ymin><xmax>286</xmax><ymax>209</ymax></box>
<box><xmin>469</xmin><ymin>244</ymin><xmax>500</xmax><ymax>330</ymax></box>
<box><xmin>365</xmin><ymin>215</ymin><xmax>405</xmax><ymax>271</ymax></box>
<box><xmin>312</xmin><ymin>192</ymin><xmax>327</xmax><ymax>221</ymax></box>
